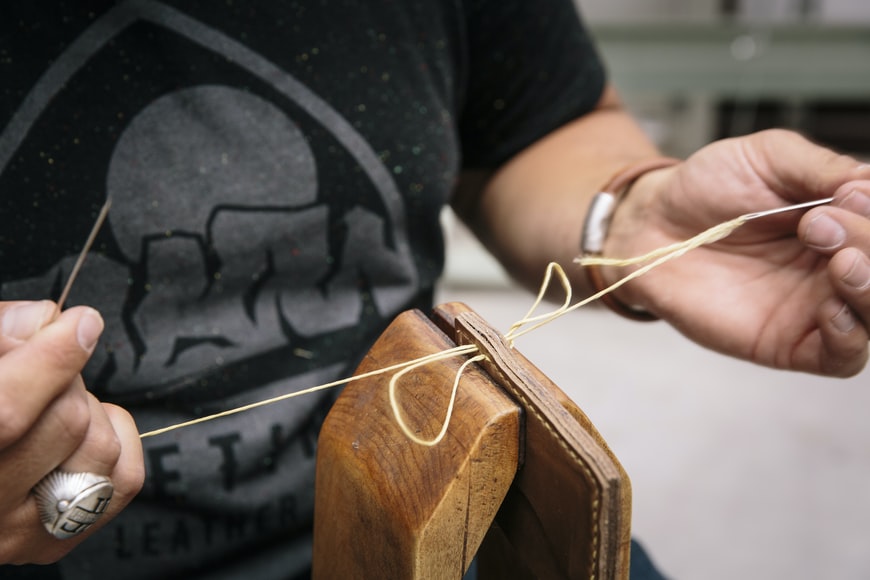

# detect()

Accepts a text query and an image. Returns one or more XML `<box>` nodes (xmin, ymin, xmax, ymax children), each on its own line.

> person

<box><xmin>1</xmin><ymin>1</ymin><xmax>867</xmax><ymax>578</ymax></box>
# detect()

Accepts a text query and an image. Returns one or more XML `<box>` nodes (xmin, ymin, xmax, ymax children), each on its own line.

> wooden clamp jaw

<box><xmin>312</xmin><ymin>303</ymin><xmax>631</xmax><ymax>579</ymax></box>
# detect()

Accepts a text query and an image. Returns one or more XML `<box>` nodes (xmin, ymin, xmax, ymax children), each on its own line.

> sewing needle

<box><xmin>54</xmin><ymin>197</ymin><xmax>113</xmax><ymax>317</ymax></box>
<box><xmin>743</xmin><ymin>197</ymin><xmax>834</xmax><ymax>221</ymax></box>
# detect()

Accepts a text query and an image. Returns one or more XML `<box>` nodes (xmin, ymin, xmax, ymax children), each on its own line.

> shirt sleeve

<box><xmin>458</xmin><ymin>0</ymin><xmax>606</xmax><ymax>169</ymax></box>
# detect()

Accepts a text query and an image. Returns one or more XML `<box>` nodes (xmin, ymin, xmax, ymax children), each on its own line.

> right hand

<box><xmin>605</xmin><ymin>130</ymin><xmax>870</xmax><ymax>376</ymax></box>
<box><xmin>0</xmin><ymin>301</ymin><xmax>144</xmax><ymax>564</ymax></box>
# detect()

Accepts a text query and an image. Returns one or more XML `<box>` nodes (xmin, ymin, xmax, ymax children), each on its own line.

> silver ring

<box><xmin>32</xmin><ymin>470</ymin><xmax>114</xmax><ymax>539</ymax></box>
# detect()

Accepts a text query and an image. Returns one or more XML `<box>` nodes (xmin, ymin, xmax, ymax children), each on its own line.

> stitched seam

<box><xmin>459</xmin><ymin>327</ymin><xmax>600</xmax><ymax>580</ymax></box>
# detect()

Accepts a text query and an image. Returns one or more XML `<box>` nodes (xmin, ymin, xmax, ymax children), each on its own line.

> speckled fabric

<box><xmin>0</xmin><ymin>1</ymin><xmax>604</xmax><ymax>577</ymax></box>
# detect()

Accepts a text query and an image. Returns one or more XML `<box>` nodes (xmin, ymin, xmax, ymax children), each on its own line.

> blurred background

<box><xmin>437</xmin><ymin>1</ymin><xmax>870</xmax><ymax>578</ymax></box>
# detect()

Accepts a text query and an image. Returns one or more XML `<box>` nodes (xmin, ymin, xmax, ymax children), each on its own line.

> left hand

<box><xmin>606</xmin><ymin>128</ymin><xmax>870</xmax><ymax>376</ymax></box>
<box><xmin>0</xmin><ymin>302</ymin><xmax>144</xmax><ymax>564</ymax></box>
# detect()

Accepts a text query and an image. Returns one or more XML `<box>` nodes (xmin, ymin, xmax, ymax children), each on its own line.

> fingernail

<box><xmin>1</xmin><ymin>301</ymin><xmax>54</xmax><ymax>341</ymax></box>
<box><xmin>76</xmin><ymin>308</ymin><xmax>104</xmax><ymax>352</ymax></box>
<box><xmin>831</xmin><ymin>304</ymin><xmax>857</xmax><ymax>333</ymax></box>
<box><xmin>842</xmin><ymin>251</ymin><xmax>870</xmax><ymax>290</ymax></box>
<box><xmin>804</xmin><ymin>213</ymin><xmax>846</xmax><ymax>250</ymax></box>
<box><xmin>840</xmin><ymin>190</ymin><xmax>870</xmax><ymax>218</ymax></box>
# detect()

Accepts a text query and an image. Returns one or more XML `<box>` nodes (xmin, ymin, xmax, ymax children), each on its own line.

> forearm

<box><xmin>453</xmin><ymin>86</ymin><xmax>662</xmax><ymax>296</ymax></box>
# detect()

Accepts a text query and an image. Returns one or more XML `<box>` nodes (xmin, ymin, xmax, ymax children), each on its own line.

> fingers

<box><xmin>749</xmin><ymin>129</ymin><xmax>870</xmax><ymax>201</ymax></box>
<box><xmin>0</xmin><ymin>306</ymin><xmax>103</xmax><ymax>451</ymax></box>
<box><xmin>800</xmin><ymin>188</ymin><xmax>870</xmax><ymax>304</ymax></box>
<box><xmin>57</xmin><ymin>392</ymin><xmax>122</xmax><ymax>476</ymax></box>
<box><xmin>811</xmin><ymin>297</ymin><xmax>869</xmax><ymax>378</ymax></box>
<box><xmin>798</xmin><ymin>185</ymin><xmax>870</xmax><ymax>376</ymax></box>
<box><xmin>839</xmin><ymin>187</ymin><xmax>870</xmax><ymax>220</ymax></box>
<box><xmin>0</xmin><ymin>304</ymin><xmax>126</xmax><ymax>564</ymax></box>
<box><xmin>49</xmin><ymin>396</ymin><xmax>144</xmax><ymax>517</ymax></box>
<box><xmin>829</xmin><ymin>247</ymin><xmax>870</xmax><ymax>328</ymax></box>
<box><xmin>801</xmin><ymin>187</ymin><xmax>870</xmax><ymax>252</ymax></box>
<box><xmin>0</xmin><ymin>301</ymin><xmax>57</xmax><ymax>354</ymax></box>
<box><xmin>0</xmin><ymin>378</ymin><xmax>91</xmax><ymax>498</ymax></box>
<box><xmin>0</xmin><ymin>399</ymin><xmax>142</xmax><ymax>565</ymax></box>
<box><xmin>101</xmin><ymin>403</ymin><xmax>145</xmax><ymax>512</ymax></box>
<box><xmin>37</xmin><ymin>403</ymin><xmax>142</xmax><ymax>562</ymax></box>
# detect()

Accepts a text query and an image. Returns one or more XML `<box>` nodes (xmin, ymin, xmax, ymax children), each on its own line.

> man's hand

<box><xmin>0</xmin><ymin>301</ymin><xmax>144</xmax><ymax>564</ymax></box>
<box><xmin>607</xmin><ymin>129</ymin><xmax>870</xmax><ymax>376</ymax></box>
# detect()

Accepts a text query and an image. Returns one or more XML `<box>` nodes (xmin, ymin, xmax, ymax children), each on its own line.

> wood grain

<box><xmin>313</xmin><ymin>308</ymin><xmax>521</xmax><ymax>579</ymax></box>
<box><xmin>433</xmin><ymin>303</ymin><xmax>632</xmax><ymax>579</ymax></box>
<box><xmin>313</xmin><ymin>303</ymin><xmax>631</xmax><ymax>579</ymax></box>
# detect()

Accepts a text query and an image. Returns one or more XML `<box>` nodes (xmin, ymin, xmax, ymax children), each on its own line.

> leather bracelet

<box><xmin>580</xmin><ymin>157</ymin><xmax>681</xmax><ymax>322</ymax></box>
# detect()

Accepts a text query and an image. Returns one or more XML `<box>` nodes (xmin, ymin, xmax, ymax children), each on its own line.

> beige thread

<box><xmin>138</xmin><ymin>346</ymin><xmax>478</xmax><ymax>439</ymax></box>
<box><xmin>127</xmin><ymin>203</ymin><xmax>815</xmax><ymax>580</ymax></box>
<box><xmin>141</xmin><ymin>209</ymin><xmax>757</xmax><ymax>442</ymax></box>
<box><xmin>49</xmin><ymin>196</ymin><xmax>811</xmax><ymax>578</ymax></box>
<box><xmin>53</xmin><ymin>198</ymin><xmax>113</xmax><ymax>318</ymax></box>
<box><xmin>133</xmin><ymin>208</ymin><xmax>764</xmax><ymax>579</ymax></box>
<box><xmin>388</xmin><ymin>352</ymin><xmax>487</xmax><ymax>447</ymax></box>
<box><xmin>575</xmin><ymin>215</ymin><xmax>747</xmax><ymax>269</ymax></box>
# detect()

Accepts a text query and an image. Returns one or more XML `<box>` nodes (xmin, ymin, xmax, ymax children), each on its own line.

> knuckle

<box><xmin>90</xmin><ymin>425</ymin><xmax>123</xmax><ymax>467</ymax></box>
<box><xmin>114</xmin><ymin>460</ymin><xmax>146</xmax><ymax>502</ymax></box>
<box><xmin>762</xmin><ymin>127</ymin><xmax>794</xmax><ymax>140</ymax></box>
<box><xmin>99</xmin><ymin>404</ymin><xmax>145</xmax><ymax>500</ymax></box>
<box><xmin>0</xmin><ymin>402</ymin><xmax>31</xmax><ymax>448</ymax></box>
<box><xmin>115</xmin><ymin>465</ymin><xmax>145</xmax><ymax>501</ymax></box>
<box><xmin>39</xmin><ymin>338</ymin><xmax>88</xmax><ymax>372</ymax></box>
<box><xmin>55</xmin><ymin>390</ymin><xmax>91</xmax><ymax>442</ymax></box>
<box><xmin>823</xmin><ymin>345</ymin><xmax>869</xmax><ymax>378</ymax></box>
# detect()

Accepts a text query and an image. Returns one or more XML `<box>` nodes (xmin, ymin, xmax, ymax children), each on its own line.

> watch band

<box><xmin>580</xmin><ymin>157</ymin><xmax>681</xmax><ymax>322</ymax></box>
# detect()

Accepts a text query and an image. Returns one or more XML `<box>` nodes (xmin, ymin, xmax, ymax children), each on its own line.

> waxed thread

<box><xmin>139</xmin><ymin>212</ymin><xmax>751</xmax><ymax>442</ymax></box>
<box><xmin>53</xmin><ymin>198</ymin><xmax>113</xmax><ymax>318</ymax></box>
<box><xmin>576</xmin><ymin>215</ymin><xmax>747</xmax><ymax>269</ymax></box>
<box><xmin>388</xmin><ymin>353</ymin><xmax>487</xmax><ymax>447</ymax></box>
<box><xmin>126</xmin><ymin>207</ymin><xmax>788</xmax><ymax>580</ymax></box>
<box><xmin>137</xmin><ymin>344</ymin><xmax>478</xmax><ymax>439</ymax></box>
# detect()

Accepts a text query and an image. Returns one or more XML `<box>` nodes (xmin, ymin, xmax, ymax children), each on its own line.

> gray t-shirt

<box><xmin>0</xmin><ymin>0</ymin><xmax>604</xmax><ymax>577</ymax></box>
